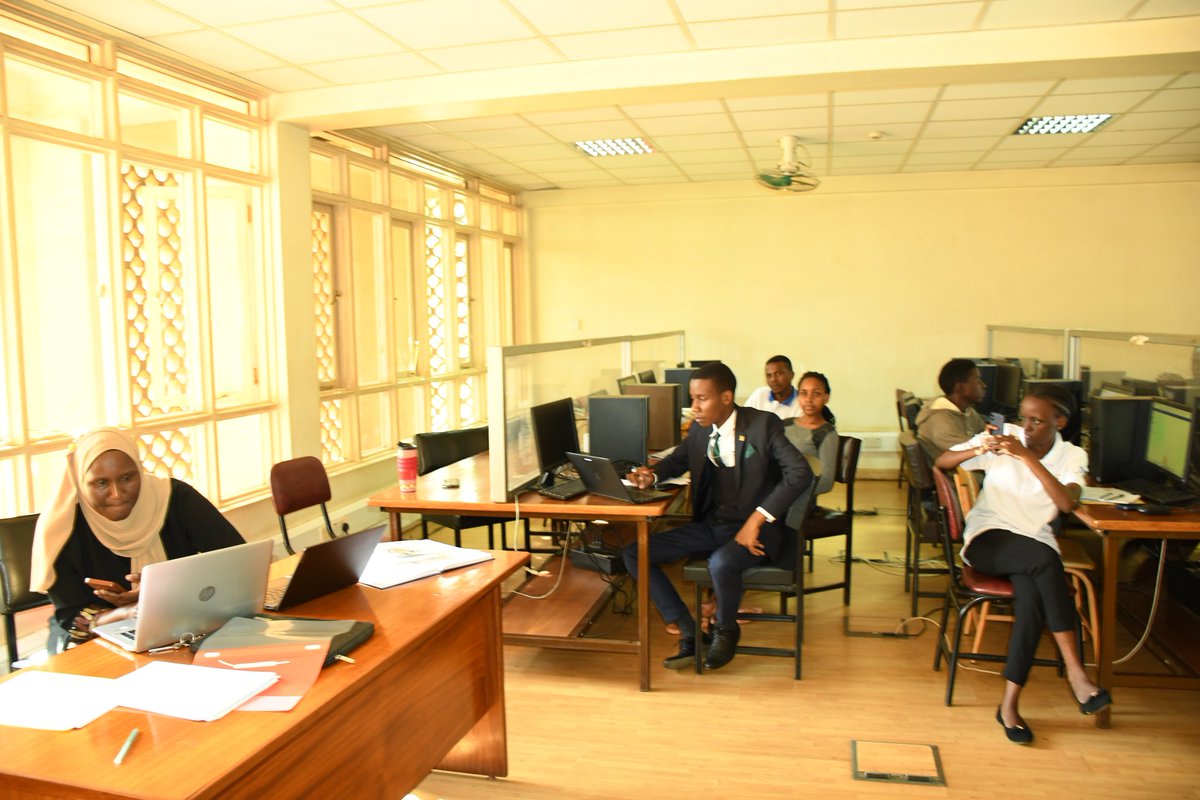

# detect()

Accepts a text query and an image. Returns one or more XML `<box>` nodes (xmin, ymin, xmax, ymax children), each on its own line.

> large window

<box><xmin>0</xmin><ymin>10</ymin><xmax>273</xmax><ymax>517</ymax></box>
<box><xmin>311</xmin><ymin>136</ymin><xmax>521</xmax><ymax>466</ymax></box>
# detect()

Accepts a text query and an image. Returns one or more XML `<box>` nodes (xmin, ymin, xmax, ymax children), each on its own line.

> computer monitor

<box><xmin>1122</xmin><ymin>377</ymin><xmax>1162</xmax><ymax>397</ymax></box>
<box><xmin>587</xmin><ymin>395</ymin><xmax>648</xmax><ymax>467</ymax></box>
<box><xmin>620</xmin><ymin>382</ymin><xmax>683</xmax><ymax>451</ymax></box>
<box><xmin>637</xmin><ymin>369</ymin><xmax>656</xmax><ymax>384</ymax></box>
<box><xmin>616</xmin><ymin>374</ymin><xmax>638</xmax><ymax>390</ymax></box>
<box><xmin>664</xmin><ymin>367</ymin><xmax>694</xmax><ymax>387</ymax></box>
<box><xmin>1082</xmin><ymin>369</ymin><xmax>1125</xmax><ymax>398</ymax></box>
<box><xmin>1087</xmin><ymin>396</ymin><xmax>1150</xmax><ymax>484</ymax></box>
<box><xmin>529</xmin><ymin>397</ymin><xmax>580</xmax><ymax>487</ymax></box>
<box><xmin>1140</xmin><ymin>399</ymin><xmax>1193</xmax><ymax>489</ymax></box>
<box><xmin>1039</xmin><ymin>361</ymin><xmax>1064</xmax><ymax>380</ymax></box>
<box><xmin>689</xmin><ymin>360</ymin><xmax>718</xmax><ymax>368</ymax></box>
<box><xmin>1162</xmin><ymin>384</ymin><xmax>1200</xmax><ymax>408</ymax></box>
<box><xmin>966</xmin><ymin>359</ymin><xmax>999</xmax><ymax>415</ymax></box>
<box><xmin>992</xmin><ymin>363</ymin><xmax>1022</xmax><ymax>412</ymax></box>
<box><xmin>1097</xmin><ymin>381</ymin><xmax>1134</xmax><ymax>398</ymax></box>
<box><xmin>1021</xmin><ymin>378</ymin><xmax>1084</xmax><ymax>445</ymax></box>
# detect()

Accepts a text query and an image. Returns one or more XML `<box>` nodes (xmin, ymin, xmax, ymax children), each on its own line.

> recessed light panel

<box><xmin>574</xmin><ymin>137</ymin><xmax>655</xmax><ymax>156</ymax></box>
<box><xmin>1013</xmin><ymin>114</ymin><xmax>1112</xmax><ymax>135</ymax></box>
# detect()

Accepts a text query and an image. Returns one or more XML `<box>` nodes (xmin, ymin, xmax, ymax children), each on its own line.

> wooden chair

<box><xmin>681</xmin><ymin>527</ymin><xmax>805</xmax><ymax>679</ymax></box>
<box><xmin>270</xmin><ymin>456</ymin><xmax>337</xmax><ymax>555</ymax></box>
<box><xmin>413</xmin><ymin>428</ymin><xmax>529</xmax><ymax>550</ymax></box>
<box><xmin>799</xmin><ymin>435</ymin><xmax>862</xmax><ymax>605</ymax></box>
<box><xmin>930</xmin><ymin>467</ymin><xmax>1075</xmax><ymax>705</ymax></box>
<box><xmin>899</xmin><ymin>432</ymin><xmax>946</xmax><ymax>617</ymax></box>
<box><xmin>0</xmin><ymin>513</ymin><xmax>51</xmax><ymax>670</ymax></box>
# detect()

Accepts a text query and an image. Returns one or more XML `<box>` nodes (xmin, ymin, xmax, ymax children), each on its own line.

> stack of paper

<box><xmin>359</xmin><ymin>539</ymin><xmax>494</xmax><ymax>589</ymax></box>
<box><xmin>114</xmin><ymin>661</ymin><xmax>278</xmax><ymax>722</ymax></box>
<box><xmin>0</xmin><ymin>671</ymin><xmax>117</xmax><ymax>730</ymax></box>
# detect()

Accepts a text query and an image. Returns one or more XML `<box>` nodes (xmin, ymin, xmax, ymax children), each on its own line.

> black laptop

<box><xmin>566</xmin><ymin>452</ymin><xmax>673</xmax><ymax>504</ymax></box>
<box><xmin>264</xmin><ymin>525</ymin><xmax>385</xmax><ymax>611</ymax></box>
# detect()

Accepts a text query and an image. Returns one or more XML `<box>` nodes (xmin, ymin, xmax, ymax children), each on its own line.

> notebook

<box><xmin>565</xmin><ymin>452</ymin><xmax>673</xmax><ymax>504</ymax></box>
<box><xmin>92</xmin><ymin>539</ymin><xmax>272</xmax><ymax>653</ymax></box>
<box><xmin>264</xmin><ymin>525</ymin><xmax>385</xmax><ymax>611</ymax></box>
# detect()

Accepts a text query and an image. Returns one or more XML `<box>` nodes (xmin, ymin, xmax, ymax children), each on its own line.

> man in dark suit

<box><xmin>623</xmin><ymin>361</ymin><xmax>812</xmax><ymax>671</ymax></box>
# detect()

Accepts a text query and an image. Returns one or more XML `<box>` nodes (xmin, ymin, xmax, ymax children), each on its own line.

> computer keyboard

<box><xmin>537</xmin><ymin>478</ymin><xmax>587</xmax><ymax>501</ymax></box>
<box><xmin>1115</xmin><ymin>477</ymin><xmax>1197</xmax><ymax>506</ymax></box>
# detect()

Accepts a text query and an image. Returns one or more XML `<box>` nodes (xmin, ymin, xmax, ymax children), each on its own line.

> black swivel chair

<box><xmin>413</xmin><ymin>428</ymin><xmax>530</xmax><ymax>549</ymax></box>
<box><xmin>0</xmin><ymin>513</ymin><xmax>51</xmax><ymax>671</ymax></box>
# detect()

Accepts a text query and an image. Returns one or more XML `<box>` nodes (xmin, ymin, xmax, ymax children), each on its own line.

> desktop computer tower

<box><xmin>1088</xmin><ymin>396</ymin><xmax>1149</xmax><ymax>485</ymax></box>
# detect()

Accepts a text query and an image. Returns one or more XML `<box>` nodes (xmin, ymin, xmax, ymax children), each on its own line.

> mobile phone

<box><xmin>988</xmin><ymin>412</ymin><xmax>1005</xmax><ymax>434</ymax></box>
<box><xmin>85</xmin><ymin>578</ymin><xmax>124</xmax><ymax>593</ymax></box>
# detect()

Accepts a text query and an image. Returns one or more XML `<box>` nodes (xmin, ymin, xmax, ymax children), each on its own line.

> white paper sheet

<box><xmin>358</xmin><ymin>539</ymin><xmax>493</xmax><ymax>589</ymax></box>
<box><xmin>0</xmin><ymin>670</ymin><xmax>118</xmax><ymax>730</ymax></box>
<box><xmin>114</xmin><ymin>661</ymin><xmax>278</xmax><ymax>722</ymax></box>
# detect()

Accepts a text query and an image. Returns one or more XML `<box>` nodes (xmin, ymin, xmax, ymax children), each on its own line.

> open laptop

<box><xmin>264</xmin><ymin>525</ymin><xmax>385</xmax><ymax>611</ymax></box>
<box><xmin>93</xmin><ymin>539</ymin><xmax>273</xmax><ymax>653</ymax></box>
<box><xmin>566</xmin><ymin>452</ymin><xmax>673</xmax><ymax>504</ymax></box>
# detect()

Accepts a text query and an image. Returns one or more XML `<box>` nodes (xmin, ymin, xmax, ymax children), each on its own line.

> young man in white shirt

<box><xmin>744</xmin><ymin>355</ymin><xmax>800</xmax><ymax>420</ymax></box>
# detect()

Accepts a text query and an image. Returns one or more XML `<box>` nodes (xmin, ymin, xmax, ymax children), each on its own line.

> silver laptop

<box><xmin>93</xmin><ymin>539</ymin><xmax>272</xmax><ymax>653</ymax></box>
<box><xmin>264</xmin><ymin>525</ymin><xmax>384</xmax><ymax>611</ymax></box>
<box><xmin>566</xmin><ymin>452</ymin><xmax>673</xmax><ymax>504</ymax></box>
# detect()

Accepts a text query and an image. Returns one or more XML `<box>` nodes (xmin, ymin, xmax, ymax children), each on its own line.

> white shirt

<box><xmin>708</xmin><ymin>409</ymin><xmax>737</xmax><ymax>467</ymax></box>
<box><xmin>953</xmin><ymin>425</ymin><xmax>1088</xmax><ymax>562</ymax></box>
<box><xmin>744</xmin><ymin>386</ymin><xmax>800</xmax><ymax>420</ymax></box>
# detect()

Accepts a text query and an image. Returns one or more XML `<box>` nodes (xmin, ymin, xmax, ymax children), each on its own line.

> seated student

<box><xmin>916</xmin><ymin>358</ymin><xmax>986</xmax><ymax>461</ymax></box>
<box><xmin>30</xmin><ymin>427</ymin><xmax>244</xmax><ymax>650</ymax></box>
<box><xmin>744</xmin><ymin>355</ymin><xmax>800</xmax><ymax>420</ymax></box>
<box><xmin>624</xmin><ymin>362</ymin><xmax>811</xmax><ymax>672</ymax></box>
<box><xmin>783</xmin><ymin>371</ymin><xmax>839</xmax><ymax>529</ymax></box>
<box><xmin>934</xmin><ymin>385</ymin><xmax>1110</xmax><ymax>744</ymax></box>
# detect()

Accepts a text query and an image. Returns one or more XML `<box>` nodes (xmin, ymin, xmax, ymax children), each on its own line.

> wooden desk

<box><xmin>0</xmin><ymin>551</ymin><xmax>528</xmax><ymax>800</ymax></box>
<box><xmin>369</xmin><ymin>453</ymin><xmax>679</xmax><ymax>692</ymax></box>
<box><xmin>1073</xmin><ymin>504</ymin><xmax>1200</xmax><ymax>728</ymax></box>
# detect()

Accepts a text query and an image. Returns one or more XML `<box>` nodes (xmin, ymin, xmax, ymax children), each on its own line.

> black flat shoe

<box><xmin>996</xmin><ymin>708</ymin><xmax>1033</xmax><ymax>745</ymax></box>
<box><xmin>1078</xmin><ymin>688</ymin><xmax>1112</xmax><ymax>715</ymax></box>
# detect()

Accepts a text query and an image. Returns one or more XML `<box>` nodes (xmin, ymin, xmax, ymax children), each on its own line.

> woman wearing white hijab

<box><xmin>31</xmin><ymin>427</ymin><xmax>243</xmax><ymax>648</ymax></box>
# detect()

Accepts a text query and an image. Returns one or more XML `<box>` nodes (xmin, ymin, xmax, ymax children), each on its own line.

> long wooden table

<box><xmin>369</xmin><ymin>452</ymin><xmax>680</xmax><ymax>692</ymax></box>
<box><xmin>1072</xmin><ymin>503</ymin><xmax>1200</xmax><ymax>728</ymax></box>
<box><xmin>0</xmin><ymin>550</ymin><xmax>528</xmax><ymax>800</ymax></box>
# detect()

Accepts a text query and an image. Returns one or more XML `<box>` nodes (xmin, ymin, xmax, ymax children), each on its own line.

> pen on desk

<box><xmin>333</xmin><ymin>653</ymin><xmax>356</xmax><ymax>664</ymax></box>
<box><xmin>113</xmin><ymin>728</ymin><xmax>139</xmax><ymax>766</ymax></box>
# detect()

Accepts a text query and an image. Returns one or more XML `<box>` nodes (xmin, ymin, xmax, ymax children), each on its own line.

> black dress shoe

<box><xmin>996</xmin><ymin>708</ymin><xmax>1033</xmax><ymax>745</ymax></box>
<box><xmin>703</xmin><ymin>624</ymin><xmax>740</xmax><ymax>671</ymax></box>
<box><xmin>1078</xmin><ymin>688</ymin><xmax>1112</xmax><ymax>715</ymax></box>
<box><xmin>663</xmin><ymin>631</ymin><xmax>710</xmax><ymax>669</ymax></box>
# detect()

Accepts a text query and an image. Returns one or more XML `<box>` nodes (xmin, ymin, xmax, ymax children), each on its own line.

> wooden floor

<box><xmin>416</xmin><ymin>480</ymin><xmax>1200</xmax><ymax>800</ymax></box>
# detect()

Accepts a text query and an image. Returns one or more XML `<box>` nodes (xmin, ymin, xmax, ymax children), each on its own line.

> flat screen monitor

<box><xmin>637</xmin><ymin>369</ymin><xmax>656</xmax><ymax>383</ymax></box>
<box><xmin>530</xmin><ymin>397</ymin><xmax>580</xmax><ymax>485</ymax></box>
<box><xmin>1087</xmin><ymin>396</ymin><xmax>1150</xmax><ymax>484</ymax></box>
<box><xmin>616</xmin><ymin>374</ymin><xmax>638</xmax><ymax>390</ymax></box>
<box><xmin>1142</xmin><ymin>399</ymin><xmax>1193</xmax><ymax>487</ymax></box>
<box><xmin>992</xmin><ymin>363</ymin><xmax>1022</xmax><ymax>411</ymax></box>
<box><xmin>1097</xmin><ymin>381</ymin><xmax>1134</xmax><ymax>398</ymax></box>
<box><xmin>1039</xmin><ymin>361</ymin><xmax>1064</xmax><ymax>380</ymax></box>
<box><xmin>689</xmin><ymin>359</ymin><xmax>718</xmax><ymax>368</ymax></box>
<box><xmin>664</xmin><ymin>368</ymin><xmax>694</xmax><ymax>387</ymax></box>
<box><xmin>620</xmin><ymin>382</ymin><xmax>683</xmax><ymax>451</ymax></box>
<box><xmin>587</xmin><ymin>395</ymin><xmax>648</xmax><ymax>467</ymax></box>
<box><xmin>966</xmin><ymin>359</ymin><xmax>999</xmax><ymax>415</ymax></box>
<box><xmin>1083</xmin><ymin>369</ymin><xmax>1125</xmax><ymax>398</ymax></box>
<box><xmin>1122</xmin><ymin>377</ymin><xmax>1162</xmax><ymax>397</ymax></box>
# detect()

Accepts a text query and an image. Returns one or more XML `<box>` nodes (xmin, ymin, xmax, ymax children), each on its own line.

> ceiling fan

<box><xmin>755</xmin><ymin>135</ymin><xmax>820</xmax><ymax>193</ymax></box>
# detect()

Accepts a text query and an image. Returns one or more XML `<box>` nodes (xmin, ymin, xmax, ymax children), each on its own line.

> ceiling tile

<box><xmin>532</xmin><ymin>170</ymin><xmax>614</xmax><ymax>182</ymax></box>
<box><xmin>598</xmin><ymin>165</ymin><xmax>688</xmax><ymax>177</ymax></box>
<box><xmin>552</xmin><ymin>26</ymin><xmax>691</xmax><ymax>60</ymax></box>
<box><xmin>49</xmin><ymin>0</ymin><xmax>202</xmax><ymax>36</ymax></box>
<box><xmin>636</xmin><ymin>113</ymin><xmax>734</xmax><ymax>136</ymax></box>
<box><xmin>731</xmin><ymin>107</ymin><xmax>827</xmax><ymax>131</ymax></box>
<box><xmin>486</xmin><ymin>143</ymin><xmax>580</xmax><ymax>160</ymax></box>
<box><xmin>1168</xmin><ymin>73</ymin><xmax>1200</xmax><ymax>89</ymax></box>
<box><xmin>149</xmin><ymin>29</ymin><xmax>285</xmax><ymax>71</ymax></box>
<box><xmin>1106</xmin><ymin>110</ymin><xmax>1200</xmax><ymax>130</ymax></box>
<box><xmin>837</xmin><ymin>0</ymin><xmax>984</xmax><ymax>9</ymax></box>
<box><xmin>832</xmin><ymin>123</ymin><xmax>922</xmax><ymax>142</ymax></box>
<box><xmin>832</xmin><ymin>153</ymin><xmax>906</xmax><ymax>168</ymax></box>
<box><xmin>239</xmin><ymin>65</ymin><xmax>330</xmax><ymax>91</ymax></box>
<box><xmin>1058</xmin><ymin>144</ymin><xmax>1149</xmax><ymax>159</ymax></box>
<box><xmin>1136</xmin><ymin>87</ymin><xmax>1200</xmax><ymax>112</ymax></box>
<box><xmin>676</xmin><ymin>0</ymin><xmax>826</xmax><ymax>22</ymax></box>
<box><xmin>355</xmin><ymin>0</ymin><xmax>534</xmax><ymax>49</ymax></box>
<box><xmin>975</xmin><ymin>160</ymin><xmax>1056</xmax><ymax>170</ymax></box>
<box><xmin>743</xmin><ymin>130</ymin><xmax>827</xmax><ymax>150</ymax></box>
<box><xmin>726</xmin><ymin>93</ymin><xmax>827</xmax><ymax>111</ymax></box>
<box><xmin>993</xmin><ymin>135</ymin><xmax>1077</xmax><ymax>150</ymax></box>
<box><xmin>1079</xmin><ymin>128</ymin><xmax>1180</xmax><ymax>147</ymax></box>
<box><xmin>1053</xmin><ymin>74</ymin><xmax>1177</xmax><ymax>94</ymax></box>
<box><xmin>1167</xmin><ymin>127</ymin><xmax>1200</xmax><ymax>142</ymax></box>
<box><xmin>834</xmin><ymin>87</ymin><xmax>940</xmax><ymax>105</ymax></box>
<box><xmin>1032</xmin><ymin>91</ymin><xmax>1152</xmax><ymax>116</ymax></box>
<box><xmin>980</xmin><ymin>0</ymin><xmax>1144</xmax><ymax>29</ymax></box>
<box><xmin>1132</xmin><ymin>0</ymin><xmax>1200</xmax><ymax>18</ymax></box>
<box><xmin>622</xmin><ymin>100</ymin><xmax>726</xmax><ymax>118</ymax></box>
<box><xmin>906</xmin><ymin>151</ymin><xmax>982</xmax><ymax>165</ymax></box>
<box><xmin>940</xmin><ymin>80</ymin><xmax>1056</xmax><ymax>99</ymax></box>
<box><xmin>979</xmin><ymin>149</ymin><xmax>1061</xmax><ymax>163</ymax></box>
<box><xmin>651</xmin><ymin>132</ymin><xmax>744</xmax><ymax>150</ymax></box>
<box><xmin>834</xmin><ymin>102</ymin><xmax>932</xmax><ymax>125</ymax></box>
<box><xmin>157</xmin><ymin>0</ymin><xmax>339</xmax><ymax>26</ymax></box>
<box><xmin>375</xmin><ymin>123</ymin><xmax>440</xmax><ymax>138</ymax></box>
<box><xmin>302</xmin><ymin>52</ymin><xmax>440</xmax><ymax>84</ymax></box>
<box><xmin>432</xmin><ymin>148</ymin><xmax>503</xmax><ymax>166</ymax></box>
<box><xmin>669</xmin><ymin>148</ymin><xmax>749</xmax><ymax>164</ymax></box>
<box><xmin>932</xmin><ymin>96</ymin><xmax>1038</xmax><ymax>120</ymax></box>
<box><xmin>226</xmin><ymin>12</ymin><xmax>401</xmax><ymax>63</ymax></box>
<box><xmin>434</xmin><ymin>116</ymin><xmax>529</xmax><ymax>132</ymax></box>
<box><xmin>507</xmin><ymin>0</ymin><xmax>676</xmax><ymax>35</ymax></box>
<box><xmin>1142</xmin><ymin>141</ymin><xmax>1200</xmax><ymax>157</ymax></box>
<box><xmin>688</xmin><ymin>14</ymin><xmax>826</xmax><ymax>48</ymax></box>
<box><xmin>922</xmin><ymin>119</ymin><xmax>1020</xmax><ymax>137</ymax></box>
<box><xmin>423</xmin><ymin>39</ymin><xmax>562</xmax><ymax>72</ymax></box>
<box><xmin>396</xmin><ymin>132</ymin><xmax>473</xmax><ymax>151</ymax></box>
<box><xmin>522</xmin><ymin>108</ymin><xmax>624</xmax><ymax>125</ymax></box>
<box><xmin>903</xmin><ymin>162</ymin><xmax>975</xmax><ymax>172</ymax></box>
<box><xmin>831</xmin><ymin>140</ymin><xmax>911</xmax><ymax>156</ymax></box>
<box><xmin>911</xmin><ymin>135</ymin><xmax>1000</xmax><ymax>152</ymax></box>
<box><xmin>540</xmin><ymin>120</ymin><xmax>646</xmax><ymax>141</ymax></box>
<box><xmin>836</xmin><ymin>2</ymin><xmax>984</xmax><ymax>39</ymax></box>
<box><xmin>454</xmin><ymin>127</ymin><xmax>557</xmax><ymax>148</ymax></box>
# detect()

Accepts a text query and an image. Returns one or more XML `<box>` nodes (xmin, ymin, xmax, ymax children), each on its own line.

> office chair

<box><xmin>900</xmin><ymin>432</ymin><xmax>948</xmax><ymax>618</ymax></box>
<box><xmin>799</xmin><ymin>435</ymin><xmax>861</xmax><ymax>605</ymax></box>
<box><xmin>895</xmin><ymin>389</ymin><xmax>920</xmax><ymax>487</ymax></box>
<box><xmin>413</xmin><ymin>427</ymin><xmax>530</xmax><ymax>550</ymax></box>
<box><xmin>0</xmin><ymin>513</ymin><xmax>50</xmax><ymax>671</ymax></box>
<box><xmin>270</xmin><ymin>456</ymin><xmax>337</xmax><ymax>555</ymax></box>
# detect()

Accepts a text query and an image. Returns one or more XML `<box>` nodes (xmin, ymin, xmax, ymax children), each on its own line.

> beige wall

<box><xmin>523</xmin><ymin>164</ymin><xmax>1200</xmax><ymax>438</ymax></box>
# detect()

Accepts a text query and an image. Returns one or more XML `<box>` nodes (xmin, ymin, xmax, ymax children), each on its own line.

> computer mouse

<box><xmin>1136</xmin><ymin>504</ymin><xmax>1173</xmax><ymax>515</ymax></box>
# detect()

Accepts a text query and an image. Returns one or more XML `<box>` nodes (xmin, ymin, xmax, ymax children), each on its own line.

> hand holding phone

<box><xmin>84</xmin><ymin>578</ymin><xmax>125</xmax><ymax>594</ymax></box>
<box><xmin>988</xmin><ymin>412</ymin><xmax>1005</xmax><ymax>435</ymax></box>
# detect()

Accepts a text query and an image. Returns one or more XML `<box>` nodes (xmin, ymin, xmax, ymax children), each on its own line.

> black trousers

<box><xmin>965</xmin><ymin>528</ymin><xmax>1076</xmax><ymax>686</ymax></box>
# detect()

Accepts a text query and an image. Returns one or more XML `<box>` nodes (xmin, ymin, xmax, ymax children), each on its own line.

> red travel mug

<box><xmin>396</xmin><ymin>441</ymin><xmax>417</xmax><ymax>492</ymax></box>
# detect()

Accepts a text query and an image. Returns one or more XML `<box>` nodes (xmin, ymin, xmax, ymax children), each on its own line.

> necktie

<box><xmin>708</xmin><ymin>430</ymin><xmax>724</xmax><ymax>467</ymax></box>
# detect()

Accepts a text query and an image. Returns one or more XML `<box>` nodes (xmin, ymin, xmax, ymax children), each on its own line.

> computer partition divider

<box><xmin>486</xmin><ymin>331</ymin><xmax>685</xmax><ymax>503</ymax></box>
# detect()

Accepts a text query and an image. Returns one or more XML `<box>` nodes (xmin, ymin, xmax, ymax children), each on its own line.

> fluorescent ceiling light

<box><xmin>1013</xmin><ymin>114</ymin><xmax>1112</xmax><ymax>135</ymax></box>
<box><xmin>574</xmin><ymin>137</ymin><xmax>654</xmax><ymax>156</ymax></box>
